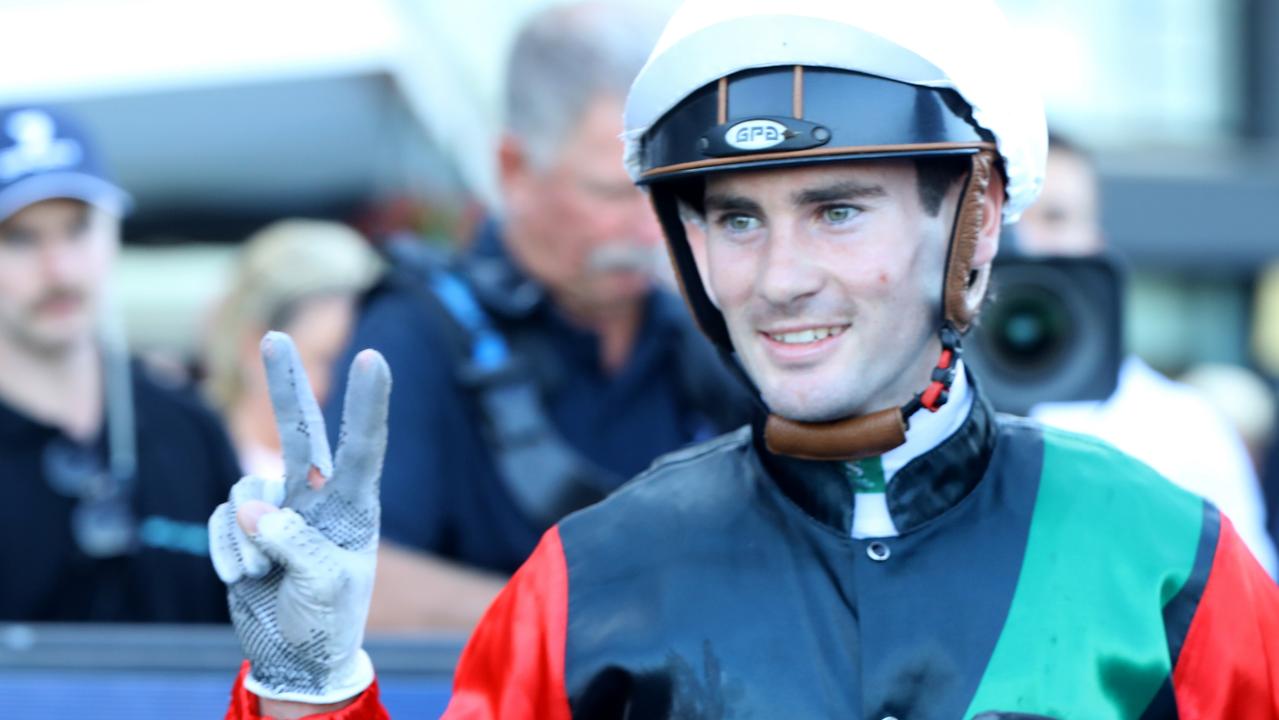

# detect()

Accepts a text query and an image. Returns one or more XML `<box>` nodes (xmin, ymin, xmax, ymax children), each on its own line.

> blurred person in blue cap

<box><xmin>0</xmin><ymin>105</ymin><xmax>239</xmax><ymax>622</ymax></box>
<box><xmin>1019</xmin><ymin>133</ymin><xmax>1278</xmax><ymax>577</ymax></box>
<box><xmin>323</xmin><ymin>0</ymin><xmax>751</xmax><ymax>632</ymax></box>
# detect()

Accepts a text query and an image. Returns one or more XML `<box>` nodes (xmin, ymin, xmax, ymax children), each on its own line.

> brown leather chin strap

<box><xmin>764</xmin><ymin>408</ymin><xmax>907</xmax><ymax>461</ymax></box>
<box><xmin>762</xmin><ymin>150</ymin><xmax>996</xmax><ymax>461</ymax></box>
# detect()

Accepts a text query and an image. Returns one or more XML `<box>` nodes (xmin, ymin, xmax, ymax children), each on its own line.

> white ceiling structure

<box><xmin>0</xmin><ymin>0</ymin><xmax>672</xmax><ymax>355</ymax></box>
<box><xmin>0</xmin><ymin>0</ymin><xmax>558</xmax><ymax>218</ymax></box>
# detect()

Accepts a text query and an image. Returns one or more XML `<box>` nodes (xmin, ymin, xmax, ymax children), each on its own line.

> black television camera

<box><xmin>964</xmin><ymin>253</ymin><xmax>1124</xmax><ymax>416</ymax></box>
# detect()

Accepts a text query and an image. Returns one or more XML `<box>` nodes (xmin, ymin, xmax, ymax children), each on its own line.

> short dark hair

<box><xmin>1047</xmin><ymin>130</ymin><xmax>1086</xmax><ymax>153</ymax></box>
<box><xmin>1046</xmin><ymin>130</ymin><xmax>1094</xmax><ymax>164</ymax></box>
<box><xmin>913</xmin><ymin>155</ymin><xmax>972</xmax><ymax>216</ymax></box>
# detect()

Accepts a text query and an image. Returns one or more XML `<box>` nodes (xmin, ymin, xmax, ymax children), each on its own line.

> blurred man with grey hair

<box><xmin>324</xmin><ymin>0</ymin><xmax>749</xmax><ymax>631</ymax></box>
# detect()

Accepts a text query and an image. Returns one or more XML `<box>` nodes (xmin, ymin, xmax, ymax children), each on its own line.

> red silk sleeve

<box><xmin>224</xmin><ymin>662</ymin><xmax>389</xmax><ymax>720</ymax></box>
<box><xmin>1173</xmin><ymin>516</ymin><xmax>1279</xmax><ymax>719</ymax></box>
<box><xmin>443</xmin><ymin>526</ymin><xmax>573</xmax><ymax>720</ymax></box>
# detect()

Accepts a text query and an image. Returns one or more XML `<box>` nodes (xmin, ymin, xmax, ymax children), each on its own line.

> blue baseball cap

<box><xmin>0</xmin><ymin>105</ymin><xmax>133</xmax><ymax>223</ymax></box>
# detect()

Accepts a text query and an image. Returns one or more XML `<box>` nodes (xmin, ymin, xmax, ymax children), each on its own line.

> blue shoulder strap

<box><xmin>384</xmin><ymin>240</ymin><xmax>616</xmax><ymax>529</ymax></box>
<box><xmin>426</xmin><ymin>269</ymin><xmax>511</xmax><ymax>373</ymax></box>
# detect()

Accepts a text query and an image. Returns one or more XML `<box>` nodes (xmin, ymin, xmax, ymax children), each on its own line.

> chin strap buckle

<box><xmin>909</xmin><ymin>324</ymin><xmax>963</xmax><ymax>417</ymax></box>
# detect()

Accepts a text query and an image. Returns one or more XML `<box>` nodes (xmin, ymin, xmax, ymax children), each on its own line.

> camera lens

<box><xmin>983</xmin><ymin>284</ymin><xmax>1071</xmax><ymax>374</ymax></box>
<box><xmin>964</xmin><ymin>255</ymin><xmax>1123</xmax><ymax>415</ymax></box>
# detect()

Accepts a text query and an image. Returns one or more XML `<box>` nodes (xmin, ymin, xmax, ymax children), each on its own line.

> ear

<box><xmin>497</xmin><ymin>133</ymin><xmax>531</xmax><ymax>209</ymax></box>
<box><xmin>239</xmin><ymin>326</ymin><xmax>267</xmax><ymax>370</ymax></box>
<box><xmin>960</xmin><ymin>169</ymin><xmax>1006</xmax><ymax>319</ymax></box>
<box><xmin>971</xmin><ymin>170</ymin><xmax>1005</xmax><ymax>267</ymax></box>
<box><xmin>91</xmin><ymin>206</ymin><xmax>124</xmax><ymax>255</ymax></box>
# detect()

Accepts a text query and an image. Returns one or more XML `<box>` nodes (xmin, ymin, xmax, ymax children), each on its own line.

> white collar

<box><xmin>880</xmin><ymin>360</ymin><xmax>972</xmax><ymax>482</ymax></box>
<box><xmin>846</xmin><ymin>362</ymin><xmax>973</xmax><ymax>539</ymax></box>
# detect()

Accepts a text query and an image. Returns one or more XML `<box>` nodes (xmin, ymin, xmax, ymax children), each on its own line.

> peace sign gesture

<box><xmin>209</xmin><ymin>332</ymin><xmax>391</xmax><ymax>704</ymax></box>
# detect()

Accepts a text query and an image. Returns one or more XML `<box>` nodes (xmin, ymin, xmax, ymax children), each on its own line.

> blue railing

<box><xmin>0</xmin><ymin>624</ymin><xmax>462</xmax><ymax>719</ymax></box>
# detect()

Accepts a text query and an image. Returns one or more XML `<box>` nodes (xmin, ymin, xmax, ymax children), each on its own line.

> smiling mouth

<box><xmin>35</xmin><ymin>297</ymin><xmax>84</xmax><ymax>316</ymax></box>
<box><xmin>762</xmin><ymin>325</ymin><xmax>850</xmax><ymax>345</ymax></box>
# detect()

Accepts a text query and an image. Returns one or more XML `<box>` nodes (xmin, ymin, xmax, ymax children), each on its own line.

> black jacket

<box><xmin>444</xmin><ymin>384</ymin><xmax>1279</xmax><ymax>718</ymax></box>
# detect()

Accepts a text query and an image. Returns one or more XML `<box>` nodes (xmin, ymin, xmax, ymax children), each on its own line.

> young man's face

<box><xmin>698</xmin><ymin>161</ymin><xmax>953</xmax><ymax>422</ymax></box>
<box><xmin>0</xmin><ymin>199</ymin><xmax>118</xmax><ymax>357</ymax></box>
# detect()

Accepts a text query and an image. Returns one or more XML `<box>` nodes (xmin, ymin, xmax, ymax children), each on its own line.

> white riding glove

<box><xmin>208</xmin><ymin>332</ymin><xmax>391</xmax><ymax>704</ymax></box>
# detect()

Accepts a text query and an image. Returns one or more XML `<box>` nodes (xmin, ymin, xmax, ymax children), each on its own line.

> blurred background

<box><xmin>2</xmin><ymin>0</ymin><xmax>1274</xmax><ymax>375</ymax></box>
<box><xmin>1</xmin><ymin>0</ymin><xmax>1277</xmax><ymax>716</ymax></box>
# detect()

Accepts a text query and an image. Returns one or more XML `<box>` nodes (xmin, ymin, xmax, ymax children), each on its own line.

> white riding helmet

<box><xmin>625</xmin><ymin>0</ymin><xmax>1046</xmax><ymax>220</ymax></box>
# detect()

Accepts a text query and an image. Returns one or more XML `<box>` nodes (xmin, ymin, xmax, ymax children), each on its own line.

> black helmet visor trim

<box><xmin>643</xmin><ymin>142</ymin><xmax>992</xmax><ymax>184</ymax></box>
<box><xmin>637</xmin><ymin>66</ymin><xmax>994</xmax><ymax>186</ymax></box>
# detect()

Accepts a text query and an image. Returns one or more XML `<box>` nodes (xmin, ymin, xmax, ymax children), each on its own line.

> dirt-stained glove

<box><xmin>208</xmin><ymin>332</ymin><xmax>391</xmax><ymax>704</ymax></box>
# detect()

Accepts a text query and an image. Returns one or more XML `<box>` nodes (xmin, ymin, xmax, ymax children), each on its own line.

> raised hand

<box><xmin>208</xmin><ymin>332</ymin><xmax>391</xmax><ymax>704</ymax></box>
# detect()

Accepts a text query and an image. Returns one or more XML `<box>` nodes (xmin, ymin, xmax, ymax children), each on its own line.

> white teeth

<box><xmin>769</xmin><ymin>326</ymin><xmax>846</xmax><ymax>344</ymax></box>
<box><xmin>781</xmin><ymin>329</ymin><xmax>817</xmax><ymax>344</ymax></box>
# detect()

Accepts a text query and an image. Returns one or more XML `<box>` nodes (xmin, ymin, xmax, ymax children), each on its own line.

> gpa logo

<box><xmin>725</xmin><ymin>119</ymin><xmax>789</xmax><ymax>151</ymax></box>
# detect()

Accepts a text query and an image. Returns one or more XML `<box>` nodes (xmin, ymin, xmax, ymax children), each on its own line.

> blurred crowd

<box><xmin>0</xmin><ymin>0</ymin><xmax>1276</xmax><ymax>630</ymax></box>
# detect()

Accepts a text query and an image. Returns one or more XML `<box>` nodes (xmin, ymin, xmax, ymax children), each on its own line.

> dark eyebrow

<box><xmin>703</xmin><ymin>193</ymin><xmax>764</xmax><ymax>215</ymax></box>
<box><xmin>0</xmin><ymin>223</ymin><xmax>32</xmax><ymax>242</ymax></box>
<box><xmin>792</xmin><ymin>181</ymin><xmax>887</xmax><ymax>206</ymax></box>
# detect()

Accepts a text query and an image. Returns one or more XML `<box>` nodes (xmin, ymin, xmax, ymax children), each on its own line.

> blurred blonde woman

<box><xmin>206</xmin><ymin>219</ymin><xmax>382</xmax><ymax>478</ymax></box>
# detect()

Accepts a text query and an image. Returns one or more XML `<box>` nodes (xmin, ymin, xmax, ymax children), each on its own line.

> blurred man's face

<box><xmin>500</xmin><ymin>95</ymin><xmax>664</xmax><ymax>318</ymax></box>
<box><xmin>239</xmin><ymin>293</ymin><xmax>358</xmax><ymax>411</ymax></box>
<box><xmin>1016</xmin><ymin>148</ymin><xmax>1102</xmax><ymax>256</ymax></box>
<box><xmin>0</xmin><ymin>199</ymin><xmax>118</xmax><ymax>356</ymax></box>
<box><xmin>698</xmin><ymin>161</ymin><xmax>955</xmax><ymax>421</ymax></box>
<box><xmin>287</xmin><ymin>294</ymin><xmax>357</xmax><ymax>407</ymax></box>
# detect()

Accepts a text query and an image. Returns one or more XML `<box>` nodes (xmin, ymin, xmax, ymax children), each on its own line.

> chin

<box><xmin>588</xmin><ymin>279</ymin><xmax>650</xmax><ymax>313</ymax></box>
<box><xmin>602</xmin><ymin>272</ymin><xmax>652</xmax><ymax>298</ymax></box>
<box><xmin>760</xmin><ymin>384</ymin><xmax>863</xmax><ymax>423</ymax></box>
<box><xmin>18</xmin><ymin>322</ymin><xmax>91</xmax><ymax>356</ymax></box>
<box><xmin>23</xmin><ymin>335</ymin><xmax>82</xmax><ymax>357</ymax></box>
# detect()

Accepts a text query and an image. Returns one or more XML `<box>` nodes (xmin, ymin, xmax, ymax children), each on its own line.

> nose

<box><xmin>39</xmin><ymin>234</ymin><xmax>87</xmax><ymax>286</ymax></box>
<box><xmin>757</xmin><ymin>226</ymin><xmax>824</xmax><ymax>309</ymax></box>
